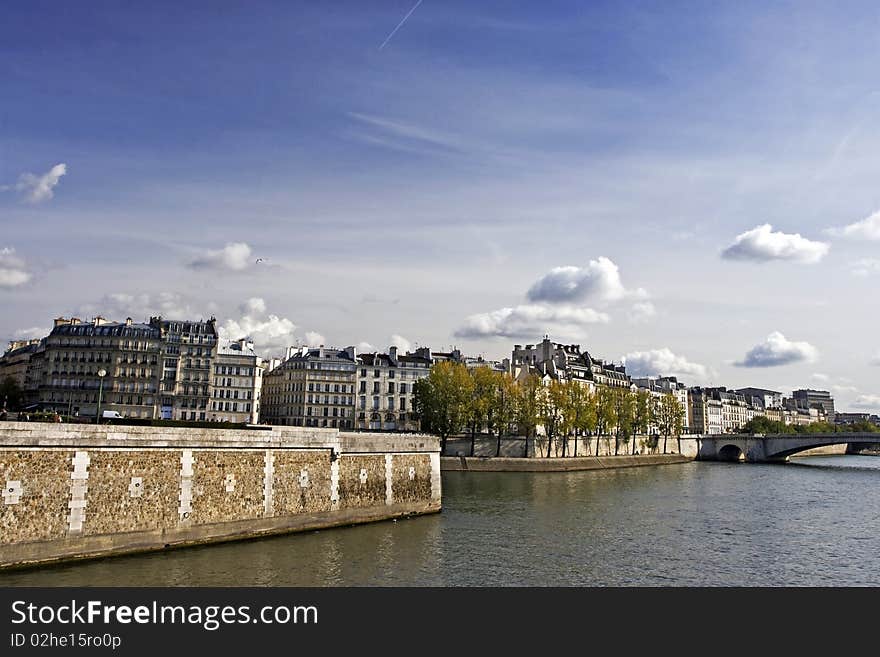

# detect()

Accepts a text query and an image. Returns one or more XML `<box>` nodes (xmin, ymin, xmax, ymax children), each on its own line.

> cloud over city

<box><xmin>456</xmin><ymin>258</ymin><xmax>644</xmax><ymax>339</ymax></box>
<box><xmin>734</xmin><ymin>331</ymin><xmax>819</xmax><ymax>368</ymax></box>
<box><xmin>721</xmin><ymin>224</ymin><xmax>829</xmax><ymax>264</ymax></box>
<box><xmin>0</xmin><ymin>248</ymin><xmax>33</xmax><ymax>288</ymax></box>
<box><xmin>526</xmin><ymin>257</ymin><xmax>646</xmax><ymax>304</ymax></box>
<box><xmin>455</xmin><ymin>304</ymin><xmax>609</xmax><ymax>339</ymax></box>
<box><xmin>219</xmin><ymin>297</ymin><xmax>298</xmax><ymax>355</ymax></box>
<box><xmin>621</xmin><ymin>347</ymin><xmax>709</xmax><ymax>381</ymax></box>
<box><xmin>188</xmin><ymin>242</ymin><xmax>254</xmax><ymax>271</ymax></box>
<box><xmin>1</xmin><ymin>163</ymin><xmax>67</xmax><ymax>203</ymax></box>
<box><xmin>827</xmin><ymin>210</ymin><xmax>880</xmax><ymax>241</ymax></box>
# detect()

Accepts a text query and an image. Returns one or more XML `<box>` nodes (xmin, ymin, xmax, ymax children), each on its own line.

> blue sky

<box><xmin>3</xmin><ymin>1</ymin><xmax>880</xmax><ymax>410</ymax></box>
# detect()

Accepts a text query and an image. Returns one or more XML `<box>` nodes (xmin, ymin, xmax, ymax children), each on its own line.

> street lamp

<box><xmin>96</xmin><ymin>369</ymin><xmax>107</xmax><ymax>424</ymax></box>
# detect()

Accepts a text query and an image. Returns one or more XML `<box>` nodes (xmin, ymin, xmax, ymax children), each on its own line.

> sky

<box><xmin>2</xmin><ymin>1</ymin><xmax>880</xmax><ymax>412</ymax></box>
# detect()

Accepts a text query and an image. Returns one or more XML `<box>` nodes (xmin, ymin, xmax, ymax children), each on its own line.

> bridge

<box><xmin>697</xmin><ymin>433</ymin><xmax>880</xmax><ymax>463</ymax></box>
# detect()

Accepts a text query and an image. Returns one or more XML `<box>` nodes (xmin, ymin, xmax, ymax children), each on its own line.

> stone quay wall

<box><xmin>0</xmin><ymin>422</ymin><xmax>440</xmax><ymax>570</ymax></box>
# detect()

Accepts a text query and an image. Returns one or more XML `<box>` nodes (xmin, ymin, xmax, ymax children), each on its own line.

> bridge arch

<box><xmin>718</xmin><ymin>444</ymin><xmax>744</xmax><ymax>462</ymax></box>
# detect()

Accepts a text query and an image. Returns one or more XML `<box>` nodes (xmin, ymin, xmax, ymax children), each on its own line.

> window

<box><xmin>361</xmin><ymin>369</ymin><xmax>367</xmax><ymax>377</ymax></box>
<box><xmin>372</xmin><ymin>396</ymin><xmax>379</xmax><ymax>410</ymax></box>
<box><xmin>388</xmin><ymin>370</ymin><xmax>395</xmax><ymax>379</ymax></box>
<box><xmin>373</xmin><ymin>382</ymin><xmax>380</xmax><ymax>394</ymax></box>
<box><xmin>400</xmin><ymin>383</ymin><xmax>407</xmax><ymax>394</ymax></box>
<box><xmin>359</xmin><ymin>381</ymin><xmax>366</xmax><ymax>393</ymax></box>
<box><xmin>388</xmin><ymin>382</ymin><xmax>395</xmax><ymax>394</ymax></box>
<box><xmin>374</xmin><ymin>370</ymin><xmax>380</xmax><ymax>378</ymax></box>
<box><xmin>400</xmin><ymin>398</ymin><xmax>406</xmax><ymax>411</ymax></box>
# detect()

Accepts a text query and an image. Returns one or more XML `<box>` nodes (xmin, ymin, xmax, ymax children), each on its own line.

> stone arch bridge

<box><xmin>697</xmin><ymin>433</ymin><xmax>880</xmax><ymax>463</ymax></box>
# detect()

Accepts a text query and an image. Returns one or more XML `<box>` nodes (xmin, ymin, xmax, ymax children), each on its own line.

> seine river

<box><xmin>2</xmin><ymin>455</ymin><xmax>878</xmax><ymax>586</ymax></box>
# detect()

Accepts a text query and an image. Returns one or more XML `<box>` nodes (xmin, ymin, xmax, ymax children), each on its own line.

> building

<box><xmin>211</xmin><ymin>338</ymin><xmax>263</xmax><ymax>424</ymax></box>
<box><xmin>791</xmin><ymin>389</ymin><xmax>835</xmax><ymax>417</ymax></box>
<box><xmin>510</xmin><ymin>336</ymin><xmax>630</xmax><ymax>390</ymax></box>
<box><xmin>30</xmin><ymin>316</ymin><xmax>163</xmax><ymax>418</ymax></box>
<box><xmin>633</xmin><ymin>376</ymin><xmax>692</xmax><ymax>433</ymax></box>
<box><xmin>355</xmin><ymin>346</ymin><xmax>431</xmax><ymax>431</ymax></box>
<box><xmin>734</xmin><ymin>387</ymin><xmax>783</xmax><ymax>410</ymax></box>
<box><xmin>688</xmin><ymin>387</ymin><xmax>724</xmax><ymax>434</ymax></box>
<box><xmin>0</xmin><ymin>339</ymin><xmax>41</xmax><ymax>389</ymax></box>
<box><xmin>261</xmin><ymin>346</ymin><xmax>357</xmax><ymax>428</ymax></box>
<box><xmin>835</xmin><ymin>412</ymin><xmax>880</xmax><ymax>426</ymax></box>
<box><xmin>154</xmin><ymin>317</ymin><xmax>219</xmax><ymax>421</ymax></box>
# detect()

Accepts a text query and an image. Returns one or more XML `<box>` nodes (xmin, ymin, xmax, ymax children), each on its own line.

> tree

<box><xmin>412</xmin><ymin>361</ymin><xmax>473</xmax><ymax>455</ymax></box>
<box><xmin>0</xmin><ymin>377</ymin><xmax>24</xmax><ymax>413</ymax></box>
<box><xmin>490</xmin><ymin>372</ymin><xmax>517</xmax><ymax>456</ymax></box>
<box><xmin>467</xmin><ymin>366</ymin><xmax>497</xmax><ymax>456</ymax></box>
<box><xmin>540</xmin><ymin>380</ymin><xmax>572</xmax><ymax>457</ymax></box>
<box><xmin>612</xmin><ymin>388</ymin><xmax>635</xmax><ymax>455</ymax></box>
<box><xmin>631</xmin><ymin>390</ymin><xmax>653</xmax><ymax>455</ymax></box>
<box><xmin>564</xmin><ymin>380</ymin><xmax>593</xmax><ymax>457</ymax></box>
<box><xmin>656</xmin><ymin>394</ymin><xmax>684</xmax><ymax>454</ymax></box>
<box><xmin>594</xmin><ymin>386</ymin><xmax>615</xmax><ymax>455</ymax></box>
<box><xmin>515</xmin><ymin>374</ymin><xmax>542</xmax><ymax>455</ymax></box>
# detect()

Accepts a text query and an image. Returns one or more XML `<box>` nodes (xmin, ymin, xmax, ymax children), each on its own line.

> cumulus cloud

<box><xmin>357</xmin><ymin>341</ymin><xmax>376</xmax><ymax>353</ymax></box>
<box><xmin>850</xmin><ymin>394</ymin><xmax>880</xmax><ymax>411</ymax></box>
<box><xmin>628</xmin><ymin>301</ymin><xmax>656</xmax><ymax>323</ymax></box>
<box><xmin>721</xmin><ymin>224</ymin><xmax>829</xmax><ymax>264</ymax></box>
<box><xmin>12</xmin><ymin>326</ymin><xmax>49</xmax><ymax>341</ymax></box>
<box><xmin>389</xmin><ymin>334</ymin><xmax>412</xmax><ymax>352</ymax></box>
<box><xmin>219</xmin><ymin>297</ymin><xmax>298</xmax><ymax>355</ymax></box>
<box><xmin>526</xmin><ymin>257</ymin><xmax>646</xmax><ymax>304</ymax></box>
<box><xmin>0</xmin><ymin>247</ymin><xmax>33</xmax><ymax>288</ymax></box>
<box><xmin>827</xmin><ymin>210</ymin><xmax>880</xmax><ymax>240</ymax></box>
<box><xmin>621</xmin><ymin>348</ymin><xmax>709</xmax><ymax>381</ymax></box>
<box><xmin>188</xmin><ymin>242</ymin><xmax>253</xmax><ymax>271</ymax></box>
<box><xmin>2</xmin><ymin>163</ymin><xmax>67</xmax><ymax>203</ymax></box>
<box><xmin>304</xmin><ymin>331</ymin><xmax>326</xmax><ymax>347</ymax></box>
<box><xmin>850</xmin><ymin>258</ymin><xmax>880</xmax><ymax>277</ymax></box>
<box><xmin>455</xmin><ymin>304</ymin><xmax>609</xmax><ymax>339</ymax></box>
<box><xmin>734</xmin><ymin>331</ymin><xmax>819</xmax><ymax>367</ymax></box>
<box><xmin>79</xmin><ymin>292</ymin><xmax>202</xmax><ymax>322</ymax></box>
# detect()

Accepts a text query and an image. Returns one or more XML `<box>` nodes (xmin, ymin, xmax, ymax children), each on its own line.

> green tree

<box><xmin>467</xmin><ymin>366</ymin><xmax>497</xmax><ymax>456</ymax></box>
<box><xmin>539</xmin><ymin>380</ymin><xmax>569</xmax><ymax>457</ymax></box>
<box><xmin>612</xmin><ymin>388</ymin><xmax>635</xmax><ymax>455</ymax></box>
<box><xmin>490</xmin><ymin>372</ymin><xmax>517</xmax><ymax>456</ymax></box>
<box><xmin>594</xmin><ymin>386</ymin><xmax>615</xmax><ymax>455</ymax></box>
<box><xmin>564</xmin><ymin>380</ymin><xmax>593</xmax><ymax>457</ymax></box>
<box><xmin>656</xmin><ymin>394</ymin><xmax>684</xmax><ymax>454</ymax></box>
<box><xmin>0</xmin><ymin>377</ymin><xmax>24</xmax><ymax>413</ymax></box>
<box><xmin>631</xmin><ymin>389</ymin><xmax>653</xmax><ymax>455</ymax></box>
<box><xmin>515</xmin><ymin>374</ymin><xmax>542</xmax><ymax>454</ymax></box>
<box><xmin>412</xmin><ymin>361</ymin><xmax>474</xmax><ymax>455</ymax></box>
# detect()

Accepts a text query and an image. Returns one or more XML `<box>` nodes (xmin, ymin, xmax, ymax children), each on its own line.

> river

<box><xmin>1</xmin><ymin>455</ymin><xmax>878</xmax><ymax>586</ymax></box>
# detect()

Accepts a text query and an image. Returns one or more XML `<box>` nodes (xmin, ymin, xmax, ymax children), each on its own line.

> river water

<box><xmin>2</xmin><ymin>455</ymin><xmax>878</xmax><ymax>586</ymax></box>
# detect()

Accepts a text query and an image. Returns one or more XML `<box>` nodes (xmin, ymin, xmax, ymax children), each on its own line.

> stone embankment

<box><xmin>0</xmin><ymin>422</ymin><xmax>440</xmax><ymax>570</ymax></box>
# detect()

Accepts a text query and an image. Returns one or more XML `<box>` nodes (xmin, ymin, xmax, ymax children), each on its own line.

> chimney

<box><xmin>54</xmin><ymin>317</ymin><xmax>68</xmax><ymax>327</ymax></box>
<box><xmin>389</xmin><ymin>345</ymin><xmax>398</xmax><ymax>364</ymax></box>
<box><xmin>93</xmin><ymin>315</ymin><xmax>106</xmax><ymax>326</ymax></box>
<box><xmin>125</xmin><ymin>317</ymin><xmax>132</xmax><ymax>326</ymax></box>
<box><xmin>343</xmin><ymin>345</ymin><xmax>357</xmax><ymax>361</ymax></box>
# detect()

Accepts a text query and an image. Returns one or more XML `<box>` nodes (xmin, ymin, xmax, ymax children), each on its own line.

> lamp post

<box><xmin>95</xmin><ymin>369</ymin><xmax>107</xmax><ymax>424</ymax></box>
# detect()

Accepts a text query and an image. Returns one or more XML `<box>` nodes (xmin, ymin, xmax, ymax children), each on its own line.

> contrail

<box><xmin>379</xmin><ymin>0</ymin><xmax>423</xmax><ymax>51</ymax></box>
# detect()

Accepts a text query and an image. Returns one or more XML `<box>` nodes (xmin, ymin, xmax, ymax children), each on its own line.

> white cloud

<box><xmin>0</xmin><ymin>247</ymin><xmax>33</xmax><ymax>288</ymax></box>
<box><xmin>734</xmin><ymin>331</ymin><xmax>819</xmax><ymax>368</ymax></box>
<box><xmin>721</xmin><ymin>224</ymin><xmax>829</xmax><ymax>264</ymax></box>
<box><xmin>628</xmin><ymin>301</ymin><xmax>656</xmax><ymax>323</ymax></box>
<box><xmin>304</xmin><ymin>331</ymin><xmax>326</xmax><ymax>347</ymax></box>
<box><xmin>526</xmin><ymin>257</ymin><xmax>646</xmax><ymax>304</ymax></box>
<box><xmin>188</xmin><ymin>242</ymin><xmax>253</xmax><ymax>271</ymax></box>
<box><xmin>454</xmin><ymin>304</ymin><xmax>609</xmax><ymax>339</ymax></box>
<box><xmin>2</xmin><ymin>163</ymin><xmax>68</xmax><ymax>203</ymax></box>
<box><xmin>811</xmin><ymin>373</ymin><xmax>830</xmax><ymax>382</ymax></box>
<box><xmin>850</xmin><ymin>394</ymin><xmax>880</xmax><ymax>411</ymax></box>
<box><xmin>621</xmin><ymin>348</ymin><xmax>708</xmax><ymax>382</ymax></box>
<box><xmin>219</xmin><ymin>297</ymin><xmax>298</xmax><ymax>356</ymax></box>
<box><xmin>389</xmin><ymin>334</ymin><xmax>412</xmax><ymax>353</ymax></box>
<box><xmin>12</xmin><ymin>326</ymin><xmax>49</xmax><ymax>341</ymax></box>
<box><xmin>79</xmin><ymin>292</ymin><xmax>201</xmax><ymax>322</ymax></box>
<box><xmin>357</xmin><ymin>341</ymin><xmax>376</xmax><ymax>353</ymax></box>
<box><xmin>850</xmin><ymin>258</ymin><xmax>880</xmax><ymax>277</ymax></box>
<box><xmin>828</xmin><ymin>210</ymin><xmax>880</xmax><ymax>240</ymax></box>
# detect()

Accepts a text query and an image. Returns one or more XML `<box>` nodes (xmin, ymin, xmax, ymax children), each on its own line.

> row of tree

<box><xmin>412</xmin><ymin>361</ymin><xmax>685</xmax><ymax>457</ymax></box>
<box><xmin>741</xmin><ymin>415</ymin><xmax>880</xmax><ymax>435</ymax></box>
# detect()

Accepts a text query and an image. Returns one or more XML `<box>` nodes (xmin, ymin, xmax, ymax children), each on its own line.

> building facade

<box><xmin>0</xmin><ymin>339</ymin><xmax>41</xmax><ymax>390</ymax></box>
<box><xmin>31</xmin><ymin>316</ymin><xmax>163</xmax><ymax>419</ymax></box>
<box><xmin>154</xmin><ymin>317</ymin><xmax>219</xmax><ymax>421</ymax></box>
<box><xmin>211</xmin><ymin>338</ymin><xmax>263</xmax><ymax>424</ymax></box>
<box><xmin>355</xmin><ymin>346</ymin><xmax>431</xmax><ymax>431</ymax></box>
<box><xmin>791</xmin><ymin>389</ymin><xmax>835</xmax><ymax>417</ymax></box>
<box><xmin>261</xmin><ymin>346</ymin><xmax>357</xmax><ymax>428</ymax></box>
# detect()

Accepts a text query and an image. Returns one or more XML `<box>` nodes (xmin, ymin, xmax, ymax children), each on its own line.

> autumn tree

<box><xmin>412</xmin><ymin>361</ymin><xmax>473</xmax><ymax>455</ymax></box>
